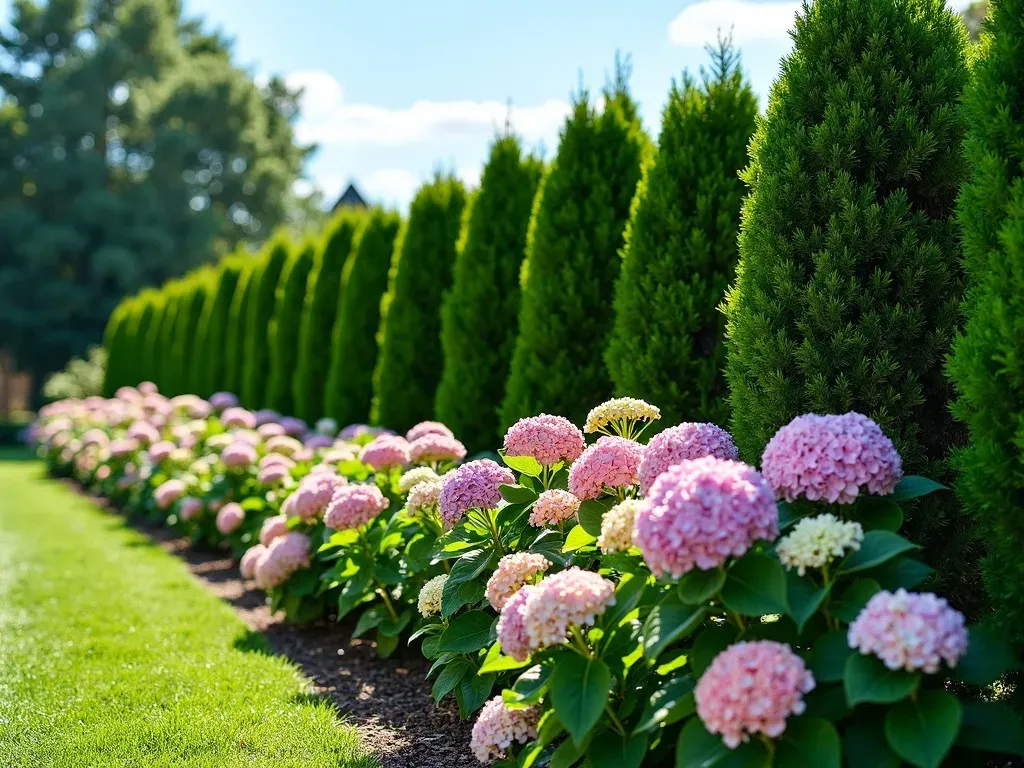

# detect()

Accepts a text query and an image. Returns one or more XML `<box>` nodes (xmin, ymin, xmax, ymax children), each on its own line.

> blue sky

<box><xmin>4</xmin><ymin>0</ymin><xmax>975</xmax><ymax>209</ymax></box>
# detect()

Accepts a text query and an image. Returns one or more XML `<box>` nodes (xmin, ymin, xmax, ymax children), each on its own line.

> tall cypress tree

<box><xmin>195</xmin><ymin>258</ymin><xmax>243</xmax><ymax>398</ymax></box>
<box><xmin>371</xmin><ymin>175</ymin><xmax>467</xmax><ymax>431</ymax></box>
<box><xmin>606</xmin><ymin>40</ymin><xmax>756</xmax><ymax>428</ymax></box>
<box><xmin>293</xmin><ymin>210</ymin><xmax>363</xmax><ymax>422</ymax></box>
<box><xmin>324</xmin><ymin>209</ymin><xmax>401</xmax><ymax>427</ymax></box>
<box><xmin>242</xmin><ymin>236</ymin><xmax>290</xmax><ymax>408</ymax></box>
<box><xmin>102</xmin><ymin>300</ymin><xmax>130</xmax><ymax>396</ymax></box>
<box><xmin>130</xmin><ymin>292</ymin><xmax>158</xmax><ymax>388</ymax></box>
<box><xmin>223</xmin><ymin>262</ymin><xmax>254</xmax><ymax>398</ymax></box>
<box><xmin>500</xmin><ymin>74</ymin><xmax>648</xmax><ymax>430</ymax></box>
<box><xmin>168</xmin><ymin>271</ymin><xmax>211</xmax><ymax>396</ymax></box>
<box><xmin>435</xmin><ymin>135</ymin><xmax>543</xmax><ymax>450</ymax></box>
<box><xmin>266</xmin><ymin>240</ymin><xmax>315</xmax><ymax>415</ymax></box>
<box><xmin>948</xmin><ymin>0</ymin><xmax>1024</xmax><ymax>643</ymax></box>
<box><xmin>722</xmin><ymin>0</ymin><xmax>973</xmax><ymax>603</ymax></box>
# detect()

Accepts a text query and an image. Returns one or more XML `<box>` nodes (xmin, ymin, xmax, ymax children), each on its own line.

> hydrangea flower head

<box><xmin>278</xmin><ymin>417</ymin><xmax>308</xmax><ymax>437</ymax></box>
<box><xmin>216</xmin><ymin>502</ymin><xmax>245</xmax><ymax>534</ymax></box>
<box><xmin>399</xmin><ymin>466</ymin><xmax>440</xmax><ymax>494</ymax></box>
<box><xmin>762</xmin><ymin>412</ymin><xmax>903</xmax><ymax>504</ymax></box>
<box><xmin>154</xmin><ymin>478</ymin><xmax>186</xmax><ymax>510</ymax></box>
<box><xmin>695</xmin><ymin>641</ymin><xmax>815</xmax><ymax>748</ymax></box>
<box><xmin>406</xmin><ymin>421</ymin><xmax>454</xmax><ymax>442</ymax></box>
<box><xmin>257</xmin><ymin>422</ymin><xmax>287</xmax><ymax>440</ymax></box>
<box><xmin>253</xmin><ymin>409</ymin><xmax>280</xmax><ymax>427</ymax></box>
<box><xmin>635</xmin><ymin>457</ymin><xmax>777</xmax><ymax>578</ymax></box>
<box><xmin>324</xmin><ymin>484</ymin><xmax>389</xmax><ymax>530</ymax></box>
<box><xmin>470</xmin><ymin>696</ymin><xmax>539</xmax><ymax>765</ymax></box>
<box><xmin>179</xmin><ymin>497</ymin><xmax>203</xmax><ymax>522</ymax></box>
<box><xmin>209</xmin><ymin>391</ymin><xmax>239</xmax><ymax>411</ymax></box>
<box><xmin>520</xmin><ymin>568</ymin><xmax>615</xmax><ymax>652</ymax></box>
<box><xmin>240</xmin><ymin>544</ymin><xmax>266</xmax><ymax>580</ymax></box>
<box><xmin>258</xmin><ymin>462</ymin><xmax>291</xmax><ymax>486</ymax></box>
<box><xmin>222</xmin><ymin>441</ymin><xmax>258</xmax><ymax>469</ymax></box>
<box><xmin>359</xmin><ymin>435</ymin><xmax>411</xmax><ymax>470</ymax></box>
<box><xmin>127</xmin><ymin>421</ymin><xmax>160</xmax><ymax>445</ymax></box>
<box><xmin>638</xmin><ymin>422</ymin><xmax>739</xmax><ymax>494</ymax></box>
<box><xmin>220</xmin><ymin>407</ymin><xmax>256</xmax><ymax>430</ymax></box>
<box><xmin>584</xmin><ymin>397</ymin><xmax>661</xmax><ymax>437</ymax></box>
<box><xmin>777</xmin><ymin>514</ymin><xmax>863</xmax><ymax>575</ymax></box>
<box><xmin>496</xmin><ymin>584</ymin><xmax>534</xmax><ymax>662</ymax></box>
<box><xmin>503</xmin><ymin>414</ymin><xmax>585</xmax><ymax>466</ymax></box>
<box><xmin>486</xmin><ymin>552</ymin><xmax>551</xmax><ymax>611</ymax></box>
<box><xmin>848</xmin><ymin>589</ymin><xmax>968</xmax><ymax>673</ymax></box>
<box><xmin>529</xmin><ymin>489</ymin><xmax>581</xmax><ymax>527</ymax></box>
<box><xmin>418</xmin><ymin>574</ymin><xmax>447</xmax><ymax>617</ymax></box>
<box><xmin>438</xmin><ymin>459</ymin><xmax>514</xmax><ymax>528</ymax></box>
<box><xmin>288</xmin><ymin>473</ymin><xmax>347</xmax><ymax>520</ymax></box>
<box><xmin>568</xmin><ymin>436</ymin><xmax>644</xmax><ymax>500</ymax></box>
<box><xmin>259</xmin><ymin>514</ymin><xmax>289</xmax><ymax>546</ymax></box>
<box><xmin>409</xmin><ymin>433</ymin><xmax>467</xmax><ymax>464</ymax></box>
<box><xmin>109</xmin><ymin>438</ymin><xmax>139</xmax><ymax>459</ymax></box>
<box><xmin>315</xmin><ymin>417</ymin><xmax>339</xmax><ymax>437</ymax></box>
<box><xmin>407</xmin><ymin>477</ymin><xmax>444</xmax><ymax>514</ymax></box>
<box><xmin>598</xmin><ymin>499</ymin><xmax>641</xmax><ymax>554</ymax></box>
<box><xmin>265</xmin><ymin>435</ymin><xmax>303</xmax><ymax>457</ymax></box>
<box><xmin>253</xmin><ymin>532</ymin><xmax>311</xmax><ymax>589</ymax></box>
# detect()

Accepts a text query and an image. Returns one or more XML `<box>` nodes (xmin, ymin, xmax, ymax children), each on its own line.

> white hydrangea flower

<box><xmin>399</xmin><ymin>466</ymin><xmax>440</xmax><ymax>494</ymax></box>
<box><xmin>598</xmin><ymin>499</ymin><xmax>642</xmax><ymax>554</ymax></box>
<box><xmin>418</xmin><ymin>574</ymin><xmax>447</xmax><ymax>617</ymax></box>
<box><xmin>776</xmin><ymin>513</ymin><xmax>864</xmax><ymax>575</ymax></box>
<box><xmin>585</xmin><ymin>397</ymin><xmax>661</xmax><ymax>435</ymax></box>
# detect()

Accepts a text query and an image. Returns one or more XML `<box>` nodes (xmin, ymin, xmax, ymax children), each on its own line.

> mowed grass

<box><xmin>0</xmin><ymin>452</ymin><xmax>374</xmax><ymax>768</ymax></box>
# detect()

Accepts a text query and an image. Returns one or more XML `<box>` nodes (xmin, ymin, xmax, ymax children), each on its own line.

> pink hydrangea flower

<box><xmin>240</xmin><ymin>544</ymin><xmax>266</xmax><ymax>579</ymax></box>
<box><xmin>406</xmin><ymin>420</ymin><xmax>454</xmax><ymax>442</ymax></box>
<box><xmin>470</xmin><ymin>696</ymin><xmax>539</xmax><ymax>764</ymax></box>
<box><xmin>259</xmin><ymin>453</ymin><xmax>294</xmax><ymax>469</ymax></box>
<box><xmin>324</xmin><ymin>484</ymin><xmax>389</xmax><ymax>530</ymax></box>
<box><xmin>253</xmin><ymin>532</ymin><xmax>311</xmax><ymax>589</ymax></box>
<box><xmin>496</xmin><ymin>585</ymin><xmax>534</xmax><ymax>662</ymax></box>
<box><xmin>221</xmin><ymin>407</ymin><xmax>256</xmax><ymax>430</ymax></box>
<box><xmin>568</xmin><ymin>436</ymin><xmax>644</xmax><ymax>500</ymax></box>
<box><xmin>288</xmin><ymin>473</ymin><xmax>347</xmax><ymax>520</ymax></box>
<box><xmin>257</xmin><ymin>462</ymin><xmax>291</xmax><ymax>486</ymax></box>
<box><xmin>635</xmin><ymin>457</ymin><xmax>777</xmax><ymax>578</ymax></box>
<box><xmin>520</xmin><ymin>567</ymin><xmax>615</xmax><ymax>652</ymax></box>
<box><xmin>762</xmin><ymin>412</ymin><xmax>903</xmax><ymax>504</ymax></box>
<box><xmin>179</xmin><ymin>497</ymin><xmax>203</xmax><ymax>522</ymax></box>
<box><xmin>109</xmin><ymin>438</ymin><xmax>139</xmax><ymax>459</ymax></box>
<box><xmin>486</xmin><ymin>553</ymin><xmax>551</xmax><ymax>611</ymax></box>
<box><xmin>265</xmin><ymin>435</ymin><xmax>303</xmax><ymax>457</ymax></box>
<box><xmin>438</xmin><ymin>459</ymin><xmax>514</xmax><ymax>528</ymax></box>
<box><xmin>127</xmin><ymin>420</ymin><xmax>160</xmax><ymax>445</ymax></box>
<box><xmin>848</xmin><ymin>589</ymin><xmax>968</xmax><ymax>673</ymax></box>
<box><xmin>259</xmin><ymin>514</ymin><xmax>289</xmax><ymax>546</ymax></box>
<box><xmin>222</xmin><ymin>441</ymin><xmax>258</xmax><ymax>469</ymax></box>
<box><xmin>696</xmin><ymin>641</ymin><xmax>815</xmax><ymax>748</ymax></box>
<box><xmin>209</xmin><ymin>391</ymin><xmax>239</xmax><ymax>411</ymax></box>
<box><xmin>138</xmin><ymin>381</ymin><xmax>158</xmax><ymax>395</ymax></box>
<box><xmin>154</xmin><ymin>479</ymin><xmax>186</xmax><ymax>510</ymax></box>
<box><xmin>407</xmin><ymin>477</ymin><xmax>444</xmax><ymax>514</ymax></box>
<box><xmin>638</xmin><ymin>423</ymin><xmax>739</xmax><ymax>494</ymax></box>
<box><xmin>258</xmin><ymin>422</ymin><xmax>287</xmax><ymax>439</ymax></box>
<box><xmin>529</xmin><ymin>489</ymin><xmax>581</xmax><ymax>527</ymax></box>
<box><xmin>359</xmin><ymin>435</ymin><xmax>411</xmax><ymax>470</ymax></box>
<box><xmin>409</xmin><ymin>433</ymin><xmax>467</xmax><ymax>464</ymax></box>
<box><xmin>303</xmin><ymin>433</ymin><xmax>334</xmax><ymax>450</ymax></box>
<box><xmin>216</xmin><ymin>502</ymin><xmax>245</xmax><ymax>534</ymax></box>
<box><xmin>503</xmin><ymin>414</ymin><xmax>585</xmax><ymax>466</ymax></box>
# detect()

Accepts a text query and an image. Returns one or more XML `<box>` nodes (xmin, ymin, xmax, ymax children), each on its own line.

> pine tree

<box><xmin>195</xmin><ymin>257</ymin><xmax>243</xmax><ymax>397</ymax></box>
<box><xmin>722</xmin><ymin>0</ymin><xmax>974</xmax><ymax>604</ymax></box>
<box><xmin>948</xmin><ymin>0</ymin><xmax>1024</xmax><ymax>643</ymax></box>
<box><xmin>606</xmin><ymin>39</ymin><xmax>757</xmax><ymax>429</ymax></box>
<box><xmin>372</xmin><ymin>175</ymin><xmax>467</xmax><ymax>432</ymax></box>
<box><xmin>435</xmin><ymin>135</ymin><xmax>543</xmax><ymax>450</ymax></box>
<box><xmin>241</xmin><ymin>236</ymin><xmax>290</xmax><ymax>408</ymax></box>
<box><xmin>293</xmin><ymin>210</ymin><xmax>363</xmax><ymax>422</ymax></box>
<box><xmin>500</xmin><ymin>73</ymin><xmax>648</xmax><ymax>430</ymax></box>
<box><xmin>266</xmin><ymin>240</ymin><xmax>315</xmax><ymax>415</ymax></box>
<box><xmin>223</xmin><ymin>261</ymin><xmax>254</xmax><ymax>397</ymax></box>
<box><xmin>324</xmin><ymin>209</ymin><xmax>401</xmax><ymax>427</ymax></box>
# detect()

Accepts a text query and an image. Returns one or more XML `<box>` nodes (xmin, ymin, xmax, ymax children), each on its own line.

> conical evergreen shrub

<box><xmin>102</xmin><ymin>301</ymin><xmax>129</xmax><ymax>396</ymax></box>
<box><xmin>371</xmin><ymin>176</ymin><xmax>467</xmax><ymax>432</ymax></box>
<box><xmin>266</xmin><ymin>240</ymin><xmax>315</xmax><ymax>415</ymax></box>
<box><xmin>434</xmin><ymin>135</ymin><xmax>543</xmax><ymax>451</ymax></box>
<box><xmin>500</xmin><ymin>75</ymin><xmax>648</xmax><ymax>430</ymax></box>
<box><xmin>223</xmin><ymin>262</ymin><xmax>254</xmax><ymax>398</ymax></box>
<box><xmin>293</xmin><ymin>210</ymin><xmax>363</xmax><ymax>423</ymax></box>
<box><xmin>195</xmin><ymin>257</ymin><xmax>243</xmax><ymax>398</ymax></box>
<box><xmin>324</xmin><ymin>209</ymin><xmax>401</xmax><ymax>427</ymax></box>
<box><xmin>169</xmin><ymin>272</ymin><xmax>211</xmax><ymax>397</ymax></box>
<box><xmin>606</xmin><ymin>40</ymin><xmax>756</xmax><ymax>428</ymax></box>
<box><xmin>722</xmin><ymin>0</ymin><xmax>973</xmax><ymax>603</ymax></box>
<box><xmin>948</xmin><ymin>0</ymin><xmax>1024</xmax><ymax>644</ymax></box>
<box><xmin>241</xmin><ymin>236</ymin><xmax>289</xmax><ymax>409</ymax></box>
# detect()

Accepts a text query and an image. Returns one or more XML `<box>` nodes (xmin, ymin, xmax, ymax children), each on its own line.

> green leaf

<box><xmin>550</xmin><ymin>654</ymin><xmax>611</xmax><ymax>746</ymax></box>
<box><xmin>563</xmin><ymin>523</ymin><xmax>597</xmax><ymax>552</ymax></box>
<box><xmin>776</xmin><ymin>716</ymin><xmax>841</xmax><ymax>768</ymax></box>
<box><xmin>437</xmin><ymin>610</ymin><xmax>494</xmax><ymax>653</ymax></box>
<box><xmin>786</xmin><ymin>570</ymin><xmax>829</xmax><ymax>633</ymax></box>
<box><xmin>889</xmin><ymin>476</ymin><xmax>947</xmax><ymax>502</ymax></box>
<box><xmin>838</xmin><ymin>530</ymin><xmax>917</xmax><ymax>575</ymax></box>
<box><xmin>677</xmin><ymin>568</ymin><xmax>725</xmax><ymax>605</ymax></box>
<box><xmin>633</xmin><ymin>675</ymin><xmax>695</xmax><ymax>735</ymax></box>
<box><xmin>377</xmin><ymin>610</ymin><xmax>412</xmax><ymax>637</ymax></box>
<box><xmin>501</xmin><ymin>453</ymin><xmax>543</xmax><ymax>477</ymax></box>
<box><xmin>884</xmin><ymin>689</ymin><xmax>961</xmax><ymax>768</ymax></box>
<box><xmin>720</xmin><ymin>553</ymin><xmax>788</xmax><ymax>616</ymax></box>
<box><xmin>479</xmin><ymin>642</ymin><xmax>530</xmax><ymax>675</ymax></box>
<box><xmin>843</xmin><ymin>717</ymin><xmax>900</xmax><ymax>768</ymax></box>
<box><xmin>950</xmin><ymin>626</ymin><xmax>1018</xmax><ymax>685</ymax></box>
<box><xmin>577</xmin><ymin>498</ymin><xmax>610</xmax><ymax>536</ymax></box>
<box><xmin>441</xmin><ymin>575</ymin><xmax>485</xmax><ymax>619</ymax></box>
<box><xmin>843</xmin><ymin>653</ymin><xmax>919</xmax><ymax>706</ymax></box>
<box><xmin>587</xmin><ymin>730</ymin><xmax>647</xmax><ymax>768</ymax></box>
<box><xmin>642</xmin><ymin>593</ymin><xmax>706</xmax><ymax>660</ymax></box>
<box><xmin>675</xmin><ymin>717</ymin><xmax>771</xmax><ymax>768</ymax></box>
<box><xmin>830</xmin><ymin>578</ymin><xmax>880</xmax><ymax>623</ymax></box>
<box><xmin>548</xmin><ymin>734</ymin><xmax>587</xmax><ymax>768</ymax></box>
<box><xmin>689</xmin><ymin>625</ymin><xmax>737</xmax><ymax>677</ymax></box>
<box><xmin>855</xmin><ymin>498</ymin><xmax>903</xmax><ymax>532</ymax></box>
<box><xmin>503</xmin><ymin>662</ymin><xmax>552</xmax><ymax>707</ymax></box>
<box><xmin>431</xmin><ymin>658</ymin><xmax>470</xmax><ymax>702</ymax></box>
<box><xmin>808</xmin><ymin>631</ymin><xmax>852</xmax><ymax>683</ymax></box>
<box><xmin>517</xmin><ymin>710</ymin><xmax>564</xmax><ymax>768</ymax></box>
<box><xmin>872</xmin><ymin>558</ymin><xmax>933</xmax><ymax>591</ymax></box>
<box><xmin>456</xmin><ymin>672</ymin><xmax>495</xmax><ymax>718</ymax></box>
<box><xmin>375</xmin><ymin>631</ymin><xmax>399</xmax><ymax>658</ymax></box>
<box><xmin>955</xmin><ymin>701</ymin><xmax>1024</xmax><ymax>756</ymax></box>
<box><xmin>500</xmin><ymin>483</ymin><xmax>538</xmax><ymax>505</ymax></box>
<box><xmin>777</xmin><ymin>499</ymin><xmax>799</xmax><ymax>530</ymax></box>
<box><xmin>603</xmin><ymin>571</ymin><xmax>647</xmax><ymax>628</ymax></box>
<box><xmin>446</xmin><ymin>547</ymin><xmax>492</xmax><ymax>585</ymax></box>
<box><xmin>352</xmin><ymin>607</ymin><xmax>384</xmax><ymax>638</ymax></box>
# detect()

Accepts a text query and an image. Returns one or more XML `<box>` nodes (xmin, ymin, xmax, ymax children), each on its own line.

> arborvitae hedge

<box><xmin>223</xmin><ymin>262</ymin><xmax>254</xmax><ymax>398</ymax></box>
<box><xmin>142</xmin><ymin>290</ymin><xmax>170</xmax><ymax>387</ymax></box>
<box><xmin>168</xmin><ymin>272</ymin><xmax>210</xmax><ymax>397</ymax></box>
<box><xmin>948</xmin><ymin>0</ymin><xmax>1024</xmax><ymax>645</ymax></box>
<box><xmin>266</xmin><ymin>240</ymin><xmax>315</xmax><ymax>415</ymax></box>
<box><xmin>606</xmin><ymin>41</ymin><xmax>756</xmax><ymax>428</ymax></box>
<box><xmin>372</xmin><ymin>175</ymin><xmax>467</xmax><ymax>432</ymax></box>
<box><xmin>435</xmin><ymin>135</ymin><xmax>543</xmax><ymax>451</ymax></box>
<box><xmin>293</xmin><ymin>210</ymin><xmax>363</xmax><ymax>423</ymax></box>
<box><xmin>155</xmin><ymin>285</ymin><xmax>183</xmax><ymax>394</ymax></box>
<box><xmin>101</xmin><ymin>301</ymin><xmax>129</xmax><ymax>396</ymax></box>
<box><xmin>722</xmin><ymin>0</ymin><xmax>973</xmax><ymax>604</ymax></box>
<box><xmin>324</xmin><ymin>208</ymin><xmax>401</xmax><ymax>427</ymax></box>
<box><xmin>195</xmin><ymin>258</ymin><xmax>243</xmax><ymax>398</ymax></box>
<box><xmin>130</xmin><ymin>293</ymin><xmax>157</xmax><ymax>388</ymax></box>
<box><xmin>500</xmin><ymin>81</ymin><xmax>647</xmax><ymax>430</ymax></box>
<box><xmin>242</xmin><ymin>236</ymin><xmax>289</xmax><ymax>409</ymax></box>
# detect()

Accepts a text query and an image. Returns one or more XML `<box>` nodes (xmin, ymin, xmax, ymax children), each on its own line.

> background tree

<box><xmin>435</xmin><ymin>135</ymin><xmax>543</xmax><ymax>450</ymax></box>
<box><xmin>500</xmin><ymin>70</ymin><xmax>648</xmax><ymax>430</ymax></box>
<box><xmin>241</xmin><ymin>235</ymin><xmax>289</xmax><ymax>408</ymax></box>
<box><xmin>372</xmin><ymin>176</ymin><xmax>467</xmax><ymax>431</ymax></box>
<box><xmin>266</xmin><ymin>240</ymin><xmax>314</xmax><ymax>415</ymax></box>
<box><xmin>324</xmin><ymin>208</ymin><xmax>400</xmax><ymax>427</ymax></box>
<box><xmin>606</xmin><ymin>39</ymin><xmax>756</xmax><ymax>428</ymax></box>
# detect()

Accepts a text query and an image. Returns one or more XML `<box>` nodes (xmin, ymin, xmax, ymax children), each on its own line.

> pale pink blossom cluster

<box><xmin>503</xmin><ymin>414</ymin><xmax>585</xmax><ymax>466</ymax></box>
<box><xmin>126</xmin><ymin>420</ymin><xmax>160</xmax><ymax>445</ymax></box>
<box><xmin>240</xmin><ymin>544</ymin><xmax>266</xmax><ymax>579</ymax></box>
<box><xmin>324</xmin><ymin>484</ymin><xmax>389</xmax><ymax>530</ymax></box>
<box><xmin>221</xmin><ymin>441</ymin><xmax>257</xmax><ymax>469</ymax></box>
<box><xmin>216</xmin><ymin>502</ymin><xmax>245</xmax><ymax>534</ymax></box>
<box><xmin>409</xmin><ymin>433</ymin><xmax>467</xmax><ymax>464</ymax></box>
<box><xmin>179</xmin><ymin>497</ymin><xmax>203</xmax><ymax>521</ymax></box>
<box><xmin>287</xmin><ymin>473</ymin><xmax>347</xmax><ymax>520</ymax></box>
<box><xmin>265</xmin><ymin>435</ymin><xmax>303</xmax><ymax>457</ymax></box>
<box><xmin>438</xmin><ymin>459</ymin><xmax>514</xmax><ymax>528</ymax></box>
<box><xmin>634</xmin><ymin>456</ymin><xmax>777</xmax><ymax>578</ymax></box>
<box><xmin>108</xmin><ymin>438</ymin><xmax>140</xmax><ymax>459</ymax></box>
<box><xmin>847</xmin><ymin>589</ymin><xmax>968</xmax><ymax>673</ymax></box>
<box><xmin>568</xmin><ymin>436</ymin><xmax>644</xmax><ymax>500</ymax></box>
<box><xmin>170</xmin><ymin>395</ymin><xmax>213</xmax><ymax>420</ymax></box>
<box><xmin>637</xmin><ymin>422</ymin><xmax>739</xmax><ymax>494</ymax></box>
<box><xmin>359</xmin><ymin>435</ymin><xmax>411</xmax><ymax>470</ymax></box>
<box><xmin>209</xmin><ymin>391</ymin><xmax>239</xmax><ymax>411</ymax></box>
<box><xmin>496</xmin><ymin>585</ymin><xmax>534</xmax><ymax>661</ymax></box>
<box><xmin>220</xmin><ymin>407</ymin><xmax>256</xmax><ymax>430</ymax></box>
<box><xmin>253</xmin><ymin>532</ymin><xmax>311</xmax><ymax>589</ymax></box>
<box><xmin>406</xmin><ymin>477</ymin><xmax>444</xmax><ymax>514</ymax></box>
<box><xmin>470</xmin><ymin>696</ymin><xmax>539</xmax><ymax>764</ymax></box>
<box><xmin>695</xmin><ymin>641</ymin><xmax>815</xmax><ymax>748</ymax></box>
<box><xmin>258</xmin><ymin>422</ymin><xmax>287</xmax><ymax>440</ymax></box>
<box><xmin>154</xmin><ymin>479</ymin><xmax>186</xmax><ymax>510</ymax></box>
<box><xmin>259</xmin><ymin>514</ymin><xmax>289</xmax><ymax>546</ymax></box>
<box><xmin>257</xmin><ymin>462</ymin><xmax>291</xmax><ymax>486</ymax></box>
<box><xmin>260</xmin><ymin>453</ymin><xmax>294</xmax><ymax>470</ymax></box>
<box><xmin>761</xmin><ymin>412</ymin><xmax>903</xmax><ymax>504</ymax></box>
<box><xmin>528</xmin><ymin>489</ymin><xmax>581</xmax><ymax>527</ymax></box>
<box><xmin>485</xmin><ymin>553</ymin><xmax>551</xmax><ymax>610</ymax></box>
<box><xmin>406</xmin><ymin>421</ymin><xmax>454</xmax><ymax>442</ymax></box>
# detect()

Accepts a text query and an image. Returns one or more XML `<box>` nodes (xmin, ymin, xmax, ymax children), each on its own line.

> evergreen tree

<box><xmin>102</xmin><ymin>300</ymin><xmax>130</xmax><ymax>396</ymax></box>
<box><xmin>155</xmin><ymin>284</ymin><xmax>183</xmax><ymax>391</ymax></box>
<box><xmin>176</xmin><ymin>271</ymin><xmax>212</xmax><ymax>395</ymax></box>
<box><xmin>195</xmin><ymin>257</ymin><xmax>243</xmax><ymax>397</ymax></box>
<box><xmin>223</xmin><ymin>261</ymin><xmax>254</xmax><ymax>397</ymax></box>
<box><xmin>607</xmin><ymin>39</ymin><xmax>757</xmax><ymax>429</ymax></box>
<box><xmin>722</xmin><ymin>0</ymin><xmax>973</xmax><ymax>603</ymax></box>
<box><xmin>293</xmin><ymin>210</ymin><xmax>363</xmax><ymax>422</ymax></box>
<box><xmin>435</xmin><ymin>135</ymin><xmax>543</xmax><ymax>450</ymax></box>
<box><xmin>324</xmin><ymin>209</ymin><xmax>401</xmax><ymax>427</ymax></box>
<box><xmin>500</xmin><ymin>74</ymin><xmax>648</xmax><ymax>430</ymax></box>
<box><xmin>164</xmin><ymin>273</ymin><xmax>206</xmax><ymax>396</ymax></box>
<box><xmin>266</xmin><ymin>240</ymin><xmax>315</xmax><ymax>415</ymax></box>
<box><xmin>948</xmin><ymin>0</ymin><xmax>1024</xmax><ymax>643</ymax></box>
<box><xmin>129</xmin><ymin>292</ymin><xmax>158</xmax><ymax>387</ymax></box>
<box><xmin>241</xmin><ymin>236</ymin><xmax>289</xmax><ymax>408</ymax></box>
<box><xmin>372</xmin><ymin>175</ymin><xmax>467</xmax><ymax>431</ymax></box>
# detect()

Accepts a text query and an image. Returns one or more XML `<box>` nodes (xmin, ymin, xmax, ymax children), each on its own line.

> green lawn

<box><xmin>0</xmin><ymin>452</ymin><xmax>374</xmax><ymax>768</ymax></box>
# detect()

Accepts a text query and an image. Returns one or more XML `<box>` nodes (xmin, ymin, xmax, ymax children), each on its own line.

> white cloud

<box><xmin>668</xmin><ymin>0</ymin><xmax>800</xmax><ymax>47</ymax></box>
<box><xmin>361</xmin><ymin>169</ymin><xmax>420</xmax><ymax>206</ymax></box>
<box><xmin>458</xmin><ymin>166</ymin><xmax>482</xmax><ymax>190</ymax></box>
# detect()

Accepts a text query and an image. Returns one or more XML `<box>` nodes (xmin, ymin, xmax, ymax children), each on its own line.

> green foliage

<box><xmin>101</xmin><ymin>302</ymin><xmax>130</xmax><ymax>396</ymax></box>
<box><xmin>293</xmin><ymin>211</ymin><xmax>363</xmax><ymax>423</ymax></box>
<box><xmin>948</xmin><ymin>0</ymin><xmax>1024</xmax><ymax>646</ymax></box>
<box><xmin>324</xmin><ymin>209</ymin><xmax>401</xmax><ymax>427</ymax></box>
<box><xmin>167</xmin><ymin>270</ymin><xmax>212</xmax><ymax>396</ymax></box>
<box><xmin>241</xmin><ymin>236</ymin><xmax>290</xmax><ymax>408</ymax></box>
<box><xmin>223</xmin><ymin>262</ymin><xmax>254</xmax><ymax>397</ymax></box>
<box><xmin>435</xmin><ymin>135</ymin><xmax>543</xmax><ymax>450</ymax></box>
<box><xmin>43</xmin><ymin>347</ymin><xmax>107</xmax><ymax>402</ymax></box>
<box><xmin>266</xmin><ymin>241</ymin><xmax>315</xmax><ymax>415</ymax></box>
<box><xmin>194</xmin><ymin>258</ymin><xmax>243</xmax><ymax>397</ymax></box>
<box><xmin>606</xmin><ymin>40</ymin><xmax>757</xmax><ymax>428</ymax></box>
<box><xmin>722</xmin><ymin>0</ymin><xmax>974</xmax><ymax>605</ymax></box>
<box><xmin>501</xmin><ymin>76</ymin><xmax>648</xmax><ymax>430</ymax></box>
<box><xmin>372</xmin><ymin>176</ymin><xmax>467</xmax><ymax>431</ymax></box>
